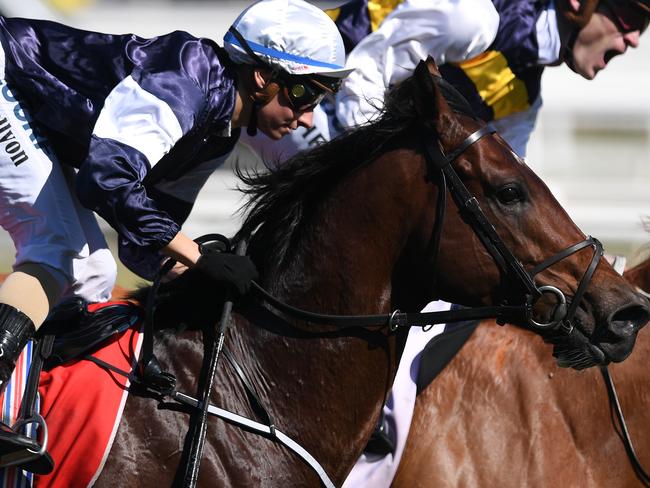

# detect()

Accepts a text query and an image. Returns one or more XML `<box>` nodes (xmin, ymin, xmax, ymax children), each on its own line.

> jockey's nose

<box><xmin>623</xmin><ymin>30</ymin><xmax>641</xmax><ymax>48</ymax></box>
<box><xmin>297</xmin><ymin>110</ymin><xmax>314</xmax><ymax>129</ymax></box>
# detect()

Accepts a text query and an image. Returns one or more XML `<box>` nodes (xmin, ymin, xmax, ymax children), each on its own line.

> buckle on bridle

<box><xmin>388</xmin><ymin>310</ymin><xmax>402</xmax><ymax>332</ymax></box>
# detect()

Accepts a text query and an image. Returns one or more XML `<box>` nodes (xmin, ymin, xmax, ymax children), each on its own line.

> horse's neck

<box><xmin>624</xmin><ymin>256</ymin><xmax>650</xmax><ymax>294</ymax></box>
<box><xmin>226</xmin><ymin>153</ymin><xmax>425</xmax><ymax>481</ymax></box>
<box><xmin>269</xmin><ymin>150</ymin><xmax>431</xmax><ymax>311</ymax></box>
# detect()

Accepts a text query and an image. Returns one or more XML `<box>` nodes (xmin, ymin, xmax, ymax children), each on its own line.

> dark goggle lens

<box><xmin>283</xmin><ymin>78</ymin><xmax>326</xmax><ymax>111</ymax></box>
<box><xmin>604</xmin><ymin>0</ymin><xmax>650</xmax><ymax>32</ymax></box>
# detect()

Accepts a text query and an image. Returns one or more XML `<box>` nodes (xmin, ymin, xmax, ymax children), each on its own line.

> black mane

<box><xmin>234</xmin><ymin>73</ymin><xmax>476</xmax><ymax>272</ymax></box>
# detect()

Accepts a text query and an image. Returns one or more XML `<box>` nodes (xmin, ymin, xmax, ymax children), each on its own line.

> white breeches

<box><xmin>342</xmin><ymin>301</ymin><xmax>449</xmax><ymax>487</ymax></box>
<box><xmin>0</xmin><ymin>75</ymin><xmax>115</xmax><ymax>303</ymax></box>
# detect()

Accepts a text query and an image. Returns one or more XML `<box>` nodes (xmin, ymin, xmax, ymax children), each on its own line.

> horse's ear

<box><xmin>413</xmin><ymin>57</ymin><xmax>449</xmax><ymax>129</ymax></box>
<box><xmin>425</xmin><ymin>56</ymin><xmax>441</xmax><ymax>77</ymax></box>
<box><xmin>413</xmin><ymin>59</ymin><xmax>437</xmax><ymax>119</ymax></box>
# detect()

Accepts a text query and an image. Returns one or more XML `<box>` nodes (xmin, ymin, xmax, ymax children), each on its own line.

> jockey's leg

<box><xmin>0</xmin><ymin>266</ymin><xmax>65</xmax><ymax>473</ymax></box>
<box><xmin>0</xmin><ymin>76</ymin><xmax>115</xmax><ymax>471</ymax></box>
<box><xmin>60</xmin><ymin>164</ymin><xmax>116</xmax><ymax>304</ymax></box>
<box><xmin>0</xmin><ymin>263</ymin><xmax>64</xmax><ymax>329</ymax></box>
<box><xmin>0</xmin><ymin>261</ymin><xmax>65</xmax><ymax>384</ymax></box>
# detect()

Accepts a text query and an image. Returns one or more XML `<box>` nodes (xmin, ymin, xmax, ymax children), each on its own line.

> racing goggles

<box><xmin>602</xmin><ymin>0</ymin><xmax>650</xmax><ymax>33</ymax></box>
<box><xmin>276</xmin><ymin>73</ymin><xmax>341</xmax><ymax>112</ymax></box>
<box><xmin>227</xmin><ymin>26</ymin><xmax>342</xmax><ymax>112</ymax></box>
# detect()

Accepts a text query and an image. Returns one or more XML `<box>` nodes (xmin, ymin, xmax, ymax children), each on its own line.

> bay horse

<box><xmin>89</xmin><ymin>59</ymin><xmax>647</xmax><ymax>487</ymax></box>
<box><xmin>625</xmin><ymin>253</ymin><xmax>650</xmax><ymax>294</ymax></box>
<box><xmin>392</xmin><ymin>259</ymin><xmax>650</xmax><ymax>488</ymax></box>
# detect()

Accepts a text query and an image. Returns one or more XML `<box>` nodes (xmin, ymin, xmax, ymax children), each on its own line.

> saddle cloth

<box><xmin>0</xmin><ymin>301</ymin><xmax>142</xmax><ymax>488</ymax></box>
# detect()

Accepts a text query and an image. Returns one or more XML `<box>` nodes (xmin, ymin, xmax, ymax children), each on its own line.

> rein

<box><xmin>249</xmin><ymin>124</ymin><xmax>604</xmax><ymax>337</ymax></box>
<box><xmin>250</xmin><ymin>281</ymin><xmax>524</xmax><ymax>330</ymax></box>
<box><xmin>601</xmin><ymin>365</ymin><xmax>650</xmax><ymax>486</ymax></box>
<box><xmin>127</xmin><ymin>122</ymin><xmax>624</xmax><ymax>488</ymax></box>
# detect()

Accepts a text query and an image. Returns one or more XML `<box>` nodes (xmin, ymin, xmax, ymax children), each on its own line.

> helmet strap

<box><xmin>247</xmin><ymin>101</ymin><xmax>260</xmax><ymax>137</ymax></box>
<box><xmin>246</xmin><ymin>77</ymin><xmax>281</xmax><ymax>137</ymax></box>
<box><xmin>560</xmin><ymin>26</ymin><xmax>580</xmax><ymax>71</ymax></box>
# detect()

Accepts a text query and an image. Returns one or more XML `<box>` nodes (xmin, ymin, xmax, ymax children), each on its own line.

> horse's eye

<box><xmin>496</xmin><ymin>185</ymin><xmax>523</xmax><ymax>204</ymax></box>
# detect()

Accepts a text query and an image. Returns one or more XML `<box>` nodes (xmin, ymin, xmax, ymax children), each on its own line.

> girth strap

<box><xmin>85</xmin><ymin>350</ymin><xmax>335</xmax><ymax>488</ymax></box>
<box><xmin>222</xmin><ymin>347</ymin><xmax>275</xmax><ymax>429</ymax></box>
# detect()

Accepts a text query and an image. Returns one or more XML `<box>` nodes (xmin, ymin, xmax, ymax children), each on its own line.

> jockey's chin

<box><xmin>256</xmin><ymin>96</ymin><xmax>314</xmax><ymax>140</ymax></box>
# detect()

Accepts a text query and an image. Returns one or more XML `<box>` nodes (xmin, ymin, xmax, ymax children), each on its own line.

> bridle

<box><xmin>251</xmin><ymin>123</ymin><xmax>604</xmax><ymax>336</ymax></box>
<box><xmin>421</xmin><ymin>123</ymin><xmax>603</xmax><ymax>334</ymax></box>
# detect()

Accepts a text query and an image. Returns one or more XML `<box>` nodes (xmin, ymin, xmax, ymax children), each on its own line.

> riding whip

<box><xmin>182</xmin><ymin>238</ymin><xmax>248</xmax><ymax>487</ymax></box>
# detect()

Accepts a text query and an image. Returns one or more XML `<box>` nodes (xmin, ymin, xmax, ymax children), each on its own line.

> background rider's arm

<box><xmin>335</xmin><ymin>0</ymin><xmax>500</xmax><ymax>127</ymax></box>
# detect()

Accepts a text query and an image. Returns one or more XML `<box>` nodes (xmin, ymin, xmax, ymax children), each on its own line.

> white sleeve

<box><xmin>335</xmin><ymin>0</ymin><xmax>500</xmax><ymax>128</ymax></box>
<box><xmin>93</xmin><ymin>75</ymin><xmax>184</xmax><ymax>167</ymax></box>
<box><xmin>491</xmin><ymin>96</ymin><xmax>544</xmax><ymax>158</ymax></box>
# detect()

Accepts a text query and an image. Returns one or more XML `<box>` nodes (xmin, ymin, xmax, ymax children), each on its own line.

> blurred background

<box><xmin>0</xmin><ymin>0</ymin><xmax>648</xmax><ymax>289</ymax></box>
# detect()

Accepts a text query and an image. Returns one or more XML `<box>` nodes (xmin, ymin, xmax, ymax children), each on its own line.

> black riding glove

<box><xmin>195</xmin><ymin>253</ymin><xmax>259</xmax><ymax>295</ymax></box>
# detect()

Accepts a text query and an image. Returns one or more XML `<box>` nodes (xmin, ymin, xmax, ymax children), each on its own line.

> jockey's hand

<box><xmin>195</xmin><ymin>253</ymin><xmax>259</xmax><ymax>295</ymax></box>
<box><xmin>161</xmin><ymin>260</ymin><xmax>188</xmax><ymax>283</ymax></box>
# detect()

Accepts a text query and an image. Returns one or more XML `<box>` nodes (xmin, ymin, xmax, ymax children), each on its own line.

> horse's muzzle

<box><xmin>599</xmin><ymin>301</ymin><xmax>650</xmax><ymax>362</ymax></box>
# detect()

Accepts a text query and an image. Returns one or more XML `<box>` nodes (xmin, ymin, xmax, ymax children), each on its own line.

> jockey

<box><xmin>242</xmin><ymin>0</ymin><xmax>649</xmax><ymax>159</ymax></box>
<box><xmin>236</xmin><ymin>0</ymin><xmax>649</xmax><ymax>487</ymax></box>
<box><xmin>0</xmin><ymin>0</ymin><xmax>350</xmax><ymax>470</ymax></box>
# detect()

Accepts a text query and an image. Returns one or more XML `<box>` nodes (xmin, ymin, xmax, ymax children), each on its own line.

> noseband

<box><xmin>422</xmin><ymin>124</ymin><xmax>603</xmax><ymax>334</ymax></box>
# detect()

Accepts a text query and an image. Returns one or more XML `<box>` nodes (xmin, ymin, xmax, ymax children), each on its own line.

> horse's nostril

<box><xmin>609</xmin><ymin>304</ymin><xmax>650</xmax><ymax>334</ymax></box>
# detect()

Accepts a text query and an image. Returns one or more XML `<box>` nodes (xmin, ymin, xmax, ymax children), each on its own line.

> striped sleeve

<box><xmin>76</xmin><ymin>71</ymin><xmax>208</xmax><ymax>259</ymax></box>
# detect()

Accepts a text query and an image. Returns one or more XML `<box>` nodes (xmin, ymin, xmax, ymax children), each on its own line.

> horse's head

<box><xmin>233</xmin><ymin>57</ymin><xmax>648</xmax><ymax>371</ymax></box>
<box><xmin>399</xmin><ymin>57</ymin><xmax>649</xmax><ymax>369</ymax></box>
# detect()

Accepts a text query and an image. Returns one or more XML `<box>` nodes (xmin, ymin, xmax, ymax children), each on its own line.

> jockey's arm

<box><xmin>161</xmin><ymin>232</ymin><xmax>201</xmax><ymax>268</ymax></box>
<box><xmin>335</xmin><ymin>0</ymin><xmax>499</xmax><ymax>128</ymax></box>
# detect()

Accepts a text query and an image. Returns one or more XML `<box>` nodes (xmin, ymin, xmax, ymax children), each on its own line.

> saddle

<box><xmin>39</xmin><ymin>297</ymin><xmax>142</xmax><ymax>370</ymax></box>
<box><xmin>1</xmin><ymin>298</ymin><xmax>141</xmax><ymax>474</ymax></box>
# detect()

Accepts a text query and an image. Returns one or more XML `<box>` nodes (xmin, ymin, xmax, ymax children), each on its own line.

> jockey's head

<box><xmin>556</xmin><ymin>0</ymin><xmax>649</xmax><ymax>78</ymax></box>
<box><xmin>224</xmin><ymin>0</ymin><xmax>352</xmax><ymax>139</ymax></box>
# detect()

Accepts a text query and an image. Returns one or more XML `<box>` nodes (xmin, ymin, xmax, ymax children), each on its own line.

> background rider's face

<box><xmin>570</xmin><ymin>2</ymin><xmax>643</xmax><ymax>79</ymax></box>
<box><xmin>255</xmin><ymin>85</ymin><xmax>314</xmax><ymax>140</ymax></box>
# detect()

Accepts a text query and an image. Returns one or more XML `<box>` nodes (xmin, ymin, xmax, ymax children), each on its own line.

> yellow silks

<box><xmin>456</xmin><ymin>51</ymin><xmax>530</xmax><ymax>120</ymax></box>
<box><xmin>325</xmin><ymin>0</ymin><xmax>404</xmax><ymax>31</ymax></box>
<box><xmin>367</xmin><ymin>0</ymin><xmax>404</xmax><ymax>31</ymax></box>
<box><xmin>47</xmin><ymin>0</ymin><xmax>93</xmax><ymax>13</ymax></box>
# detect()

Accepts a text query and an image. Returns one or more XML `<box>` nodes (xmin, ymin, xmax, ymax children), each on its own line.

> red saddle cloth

<box><xmin>32</xmin><ymin>302</ymin><xmax>142</xmax><ymax>488</ymax></box>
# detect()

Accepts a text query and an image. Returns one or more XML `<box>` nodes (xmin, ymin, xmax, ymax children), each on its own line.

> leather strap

<box><xmin>171</xmin><ymin>390</ymin><xmax>336</xmax><ymax>488</ymax></box>
<box><xmin>600</xmin><ymin>366</ymin><xmax>650</xmax><ymax>486</ymax></box>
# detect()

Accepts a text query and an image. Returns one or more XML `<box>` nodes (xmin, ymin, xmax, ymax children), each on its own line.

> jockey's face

<box><xmin>570</xmin><ymin>1</ymin><xmax>644</xmax><ymax>79</ymax></box>
<box><xmin>256</xmin><ymin>86</ymin><xmax>315</xmax><ymax>140</ymax></box>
